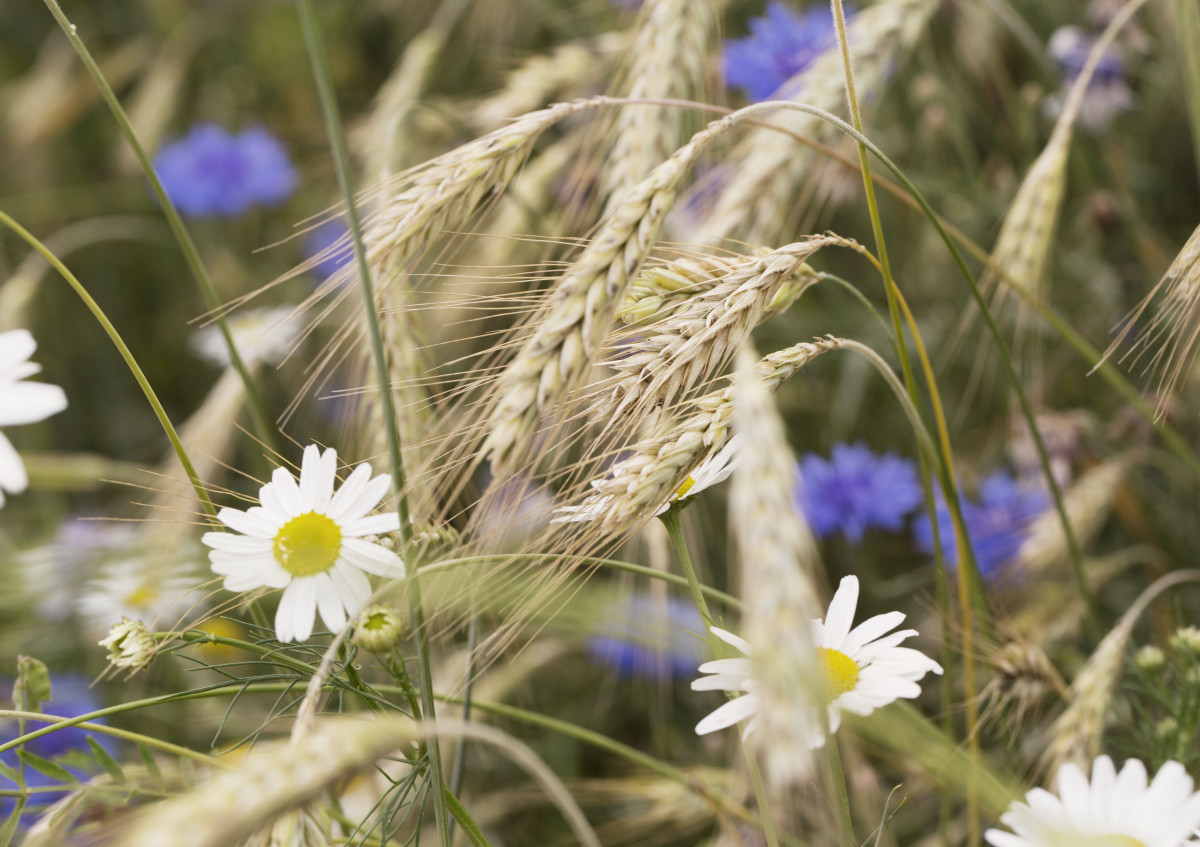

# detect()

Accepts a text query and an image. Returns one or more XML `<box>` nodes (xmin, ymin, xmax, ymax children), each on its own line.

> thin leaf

<box><xmin>15</xmin><ymin>750</ymin><xmax>76</xmax><ymax>784</ymax></box>
<box><xmin>138</xmin><ymin>744</ymin><xmax>163</xmax><ymax>789</ymax></box>
<box><xmin>86</xmin><ymin>737</ymin><xmax>125</xmax><ymax>786</ymax></box>
<box><xmin>0</xmin><ymin>797</ymin><xmax>26</xmax><ymax>847</ymax></box>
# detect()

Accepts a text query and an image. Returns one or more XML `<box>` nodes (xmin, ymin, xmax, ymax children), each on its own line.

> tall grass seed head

<box><xmin>796</xmin><ymin>443</ymin><xmax>923</xmax><ymax>542</ymax></box>
<box><xmin>0</xmin><ymin>329</ymin><xmax>67</xmax><ymax>508</ymax></box>
<box><xmin>552</xmin><ymin>433</ymin><xmax>742</xmax><ymax>525</ymax></box>
<box><xmin>201</xmin><ymin>445</ymin><xmax>405</xmax><ymax>643</ymax></box>
<box><xmin>152</xmin><ymin>124</ymin><xmax>296</xmax><ymax>218</ymax></box>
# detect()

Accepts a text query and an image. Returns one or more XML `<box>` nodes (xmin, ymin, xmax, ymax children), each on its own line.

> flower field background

<box><xmin>2</xmin><ymin>0</ymin><xmax>1200</xmax><ymax>845</ymax></box>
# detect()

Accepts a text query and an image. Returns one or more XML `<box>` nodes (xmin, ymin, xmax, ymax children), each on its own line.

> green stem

<box><xmin>659</xmin><ymin>510</ymin><xmax>781</xmax><ymax>847</ymax></box>
<box><xmin>0</xmin><ymin>710</ymin><xmax>222</xmax><ymax>767</ymax></box>
<box><xmin>659</xmin><ymin>510</ymin><xmax>715</xmax><ymax>631</ymax></box>
<box><xmin>41</xmin><ymin>0</ymin><xmax>279</xmax><ymax>457</ymax></box>
<box><xmin>0</xmin><ymin>210</ymin><xmax>214</xmax><ymax>518</ymax></box>
<box><xmin>824</xmin><ymin>736</ymin><xmax>856</xmax><ymax>847</ymax></box>
<box><xmin>293</xmin><ymin>4</ymin><xmax>449</xmax><ymax>845</ymax></box>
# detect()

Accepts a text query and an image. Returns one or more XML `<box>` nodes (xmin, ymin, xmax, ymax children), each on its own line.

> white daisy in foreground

<box><xmin>201</xmin><ymin>445</ymin><xmax>405</xmax><ymax>642</ymax></box>
<box><xmin>553</xmin><ymin>434</ymin><xmax>743</xmax><ymax>523</ymax></box>
<box><xmin>0</xmin><ymin>329</ymin><xmax>68</xmax><ymax>508</ymax></box>
<box><xmin>986</xmin><ymin>755</ymin><xmax>1200</xmax><ymax>847</ymax></box>
<box><xmin>692</xmin><ymin>575</ymin><xmax>942</xmax><ymax>746</ymax></box>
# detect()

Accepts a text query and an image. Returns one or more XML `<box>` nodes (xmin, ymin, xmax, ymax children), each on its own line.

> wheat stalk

<box><xmin>730</xmin><ymin>346</ymin><xmax>823</xmax><ymax>787</ymax></box>
<box><xmin>600</xmin><ymin>0</ymin><xmax>719</xmax><ymax>205</ymax></box>
<box><xmin>596</xmin><ymin>237</ymin><xmax>838</xmax><ymax>427</ymax></box>
<box><xmin>592</xmin><ymin>336</ymin><xmax>845</xmax><ymax>532</ymax></box>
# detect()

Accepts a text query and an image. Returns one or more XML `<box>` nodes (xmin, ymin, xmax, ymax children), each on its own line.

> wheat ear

<box><xmin>981</xmin><ymin>0</ymin><xmax>1150</xmax><ymax>332</ymax></box>
<box><xmin>731</xmin><ymin>346</ymin><xmax>823</xmax><ymax>787</ymax></box>
<box><xmin>617</xmin><ymin>249</ymin><xmax>772</xmax><ymax>324</ymax></box>
<box><xmin>593</xmin><ymin>336</ymin><xmax>845</xmax><ymax>532</ymax></box>
<box><xmin>482</xmin><ymin>106</ymin><xmax>760</xmax><ymax>475</ymax></box>
<box><xmin>600</xmin><ymin>0</ymin><xmax>718</xmax><ymax>204</ymax></box>
<box><xmin>359</xmin><ymin>97</ymin><xmax>608</xmax><ymax>275</ymax></box>
<box><xmin>691</xmin><ymin>0</ymin><xmax>935</xmax><ymax>246</ymax></box>
<box><xmin>597</xmin><ymin>237</ymin><xmax>838</xmax><ymax>427</ymax></box>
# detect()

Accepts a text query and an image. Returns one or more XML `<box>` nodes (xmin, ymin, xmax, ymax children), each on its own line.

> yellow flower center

<box><xmin>125</xmin><ymin>584</ymin><xmax>157</xmax><ymax>608</ymax></box>
<box><xmin>273</xmin><ymin>512</ymin><xmax>342</xmax><ymax>577</ymax></box>
<box><xmin>674</xmin><ymin>476</ymin><xmax>697</xmax><ymax>499</ymax></box>
<box><xmin>819</xmin><ymin>648</ymin><xmax>860</xmax><ymax>702</ymax></box>
<box><xmin>1058</xmin><ymin>837</ymin><xmax>1145</xmax><ymax>847</ymax></box>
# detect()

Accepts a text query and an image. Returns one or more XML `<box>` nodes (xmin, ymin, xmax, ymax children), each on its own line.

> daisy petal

<box><xmin>340</xmin><ymin>537</ymin><xmax>406</xmax><ymax>578</ymax></box>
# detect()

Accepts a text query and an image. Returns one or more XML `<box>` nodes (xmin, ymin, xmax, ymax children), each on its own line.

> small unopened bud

<box><xmin>1169</xmin><ymin>626</ymin><xmax>1200</xmax><ymax>655</ymax></box>
<box><xmin>99</xmin><ymin>617</ymin><xmax>157</xmax><ymax>673</ymax></box>
<box><xmin>1155</xmin><ymin>716</ymin><xmax>1180</xmax><ymax>740</ymax></box>
<box><xmin>1132</xmin><ymin>644</ymin><xmax>1166</xmax><ymax>673</ymax></box>
<box><xmin>352</xmin><ymin>605</ymin><xmax>404</xmax><ymax>652</ymax></box>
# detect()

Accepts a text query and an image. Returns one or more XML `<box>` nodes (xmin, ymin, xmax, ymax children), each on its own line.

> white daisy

<box><xmin>986</xmin><ymin>755</ymin><xmax>1200</xmax><ymax>847</ymax></box>
<box><xmin>0</xmin><ymin>329</ymin><xmax>67</xmax><ymax>508</ymax></box>
<box><xmin>553</xmin><ymin>433</ymin><xmax>743</xmax><ymax>523</ymax></box>
<box><xmin>190</xmin><ymin>305</ymin><xmax>300</xmax><ymax>368</ymax></box>
<box><xmin>201</xmin><ymin>444</ymin><xmax>405</xmax><ymax>642</ymax></box>
<box><xmin>692</xmin><ymin>575</ymin><xmax>942</xmax><ymax>746</ymax></box>
<box><xmin>77</xmin><ymin>554</ymin><xmax>206</xmax><ymax>638</ymax></box>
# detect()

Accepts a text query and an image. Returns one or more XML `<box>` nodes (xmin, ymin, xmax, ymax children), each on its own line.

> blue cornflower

<box><xmin>912</xmin><ymin>471</ymin><xmax>1048</xmax><ymax>582</ymax></box>
<box><xmin>1046</xmin><ymin>26</ymin><xmax>1132</xmax><ymax>131</ymax></box>
<box><xmin>1</xmin><ymin>675</ymin><xmax>115</xmax><ymax>828</ymax></box>
<box><xmin>722</xmin><ymin>2</ymin><xmax>846</xmax><ymax>102</ymax></box>
<box><xmin>796</xmin><ymin>443</ymin><xmax>923</xmax><ymax>542</ymax></box>
<box><xmin>304</xmin><ymin>219</ymin><xmax>353</xmax><ymax>282</ymax></box>
<box><xmin>152</xmin><ymin>124</ymin><xmax>296</xmax><ymax>218</ymax></box>
<box><xmin>588</xmin><ymin>595</ymin><xmax>707</xmax><ymax>679</ymax></box>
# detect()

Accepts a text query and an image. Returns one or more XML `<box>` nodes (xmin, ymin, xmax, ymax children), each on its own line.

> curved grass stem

<box><xmin>40</xmin><ymin>0</ymin><xmax>279</xmax><ymax>458</ymax></box>
<box><xmin>0</xmin><ymin>210</ymin><xmax>215</xmax><ymax>518</ymax></box>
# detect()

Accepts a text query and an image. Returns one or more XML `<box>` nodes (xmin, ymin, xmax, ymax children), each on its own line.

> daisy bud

<box><xmin>99</xmin><ymin>617</ymin><xmax>158</xmax><ymax>673</ymax></box>
<box><xmin>352</xmin><ymin>605</ymin><xmax>405</xmax><ymax>652</ymax></box>
<box><xmin>1169</xmin><ymin>625</ymin><xmax>1200</xmax><ymax>655</ymax></box>
<box><xmin>1132</xmin><ymin>644</ymin><xmax>1165</xmax><ymax>673</ymax></box>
